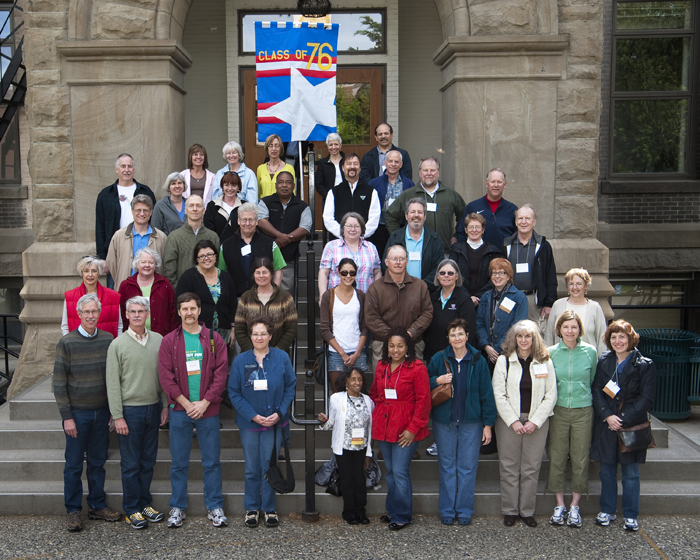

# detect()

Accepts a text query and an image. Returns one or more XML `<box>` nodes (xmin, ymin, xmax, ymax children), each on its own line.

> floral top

<box><xmin>343</xmin><ymin>394</ymin><xmax>370</xmax><ymax>451</ymax></box>
<box><xmin>206</xmin><ymin>270</ymin><xmax>221</xmax><ymax>329</ymax></box>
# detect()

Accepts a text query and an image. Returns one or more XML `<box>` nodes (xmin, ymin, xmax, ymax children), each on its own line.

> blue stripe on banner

<box><xmin>259</xmin><ymin>122</ymin><xmax>292</xmax><ymax>140</ymax></box>
<box><xmin>256</xmin><ymin>75</ymin><xmax>291</xmax><ymax>102</ymax></box>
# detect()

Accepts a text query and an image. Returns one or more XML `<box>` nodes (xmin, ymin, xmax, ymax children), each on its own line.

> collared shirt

<box><xmin>132</xmin><ymin>225</ymin><xmax>153</xmax><ymax>262</ymax></box>
<box><xmin>78</xmin><ymin>325</ymin><xmax>98</xmax><ymax>338</ymax></box>
<box><xmin>380</xmin><ymin>174</ymin><xmax>404</xmax><ymax>224</ymax></box>
<box><xmin>377</xmin><ymin>147</ymin><xmax>388</xmax><ymax>175</ymax></box>
<box><xmin>405</xmin><ymin>227</ymin><xmax>424</xmax><ymax>279</ymax></box>
<box><xmin>127</xmin><ymin>327</ymin><xmax>149</xmax><ymax>346</ymax></box>
<box><xmin>509</xmin><ymin>235</ymin><xmax>536</xmax><ymax>292</ymax></box>
<box><xmin>320</xmin><ymin>237</ymin><xmax>381</xmax><ymax>293</ymax></box>
<box><xmin>421</xmin><ymin>183</ymin><xmax>440</xmax><ymax>198</ymax></box>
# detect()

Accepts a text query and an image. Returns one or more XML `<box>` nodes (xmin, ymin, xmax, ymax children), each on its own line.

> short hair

<box><xmin>386</xmin><ymin>149</ymin><xmax>403</xmax><ymax>162</ymax></box>
<box><xmin>335</xmin><ymin>367</ymin><xmax>366</xmax><ymax>392</ymax></box>
<box><xmin>405</xmin><ymin>197</ymin><xmax>427</xmax><ymax>214</ymax></box>
<box><xmin>340</xmin><ymin>212</ymin><xmax>366</xmax><ymax>237</ymax></box>
<box><xmin>187</xmin><ymin>143</ymin><xmax>209</xmax><ymax>170</ymax></box>
<box><xmin>176</xmin><ymin>291</ymin><xmax>201</xmax><ymax>310</ymax></box>
<box><xmin>126</xmin><ymin>295</ymin><xmax>150</xmax><ymax>313</ymax></box>
<box><xmin>77</xmin><ymin>256</ymin><xmax>104</xmax><ymax>276</ymax></box>
<box><xmin>374</xmin><ymin>122</ymin><xmax>393</xmax><ymax>135</ymax></box>
<box><xmin>386</xmin><ymin>244</ymin><xmax>408</xmax><ymax>260</ymax></box>
<box><xmin>264</xmin><ymin>134</ymin><xmax>285</xmax><ymax>159</ymax></box>
<box><xmin>115</xmin><ymin>153</ymin><xmax>134</xmax><ymax>167</ymax></box>
<box><xmin>446</xmin><ymin>317</ymin><xmax>469</xmax><ymax>338</ymax></box>
<box><xmin>276</xmin><ymin>171</ymin><xmax>294</xmax><ymax>184</ymax></box>
<box><xmin>516</xmin><ymin>203</ymin><xmax>537</xmax><ymax>220</ymax></box>
<box><xmin>131</xmin><ymin>194</ymin><xmax>153</xmax><ymax>211</ymax></box>
<box><xmin>325</xmin><ymin>132</ymin><xmax>342</xmax><ymax>145</ymax></box>
<box><xmin>464</xmin><ymin>212</ymin><xmax>486</xmax><ymax>229</ymax></box>
<box><xmin>192</xmin><ymin>239</ymin><xmax>218</xmax><ymax>266</ymax></box>
<box><xmin>248</xmin><ymin>315</ymin><xmax>275</xmax><ymax>337</ymax></box>
<box><xmin>419</xmin><ymin>156</ymin><xmax>440</xmax><ymax>171</ymax></box>
<box><xmin>489</xmin><ymin>258</ymin><xmax>513</xmax><ymax>281</ymax></box>
<box><xmin>76</xmin><ymin>293</ymin><xmax>101</xmax><ymax>313</ymax></box>
<box><xmin>132</xmin><ymin>247</ymin><xmax>162</xmax><ymax>273</ymax></box>
<box><xmin>251</xmin><ymin>256</ymin><xmax>274</xmax><ymax>279</ymax></box>
<box><xmin>343</xmin><ymin>152</ymin><xmax>361</xmax><ymax>165</ymax></box>
<box><xmin>220</xmin><ymin>171</ymin><xmax>242</xmax><ymax>192</ymax></box>
<box><xmin>555</xmin><ymin>310</ymin><xmax>585</xmax><ymax>339</ymax></box>
<box><xmin>486</xmin><ymin>167</ymin><xmax>506</xmax><ymax>181</ymax></box>
<box><xmin>565</xmin><ymin>268</ymin><xmax>592</xmax><ymax>289</ymax></box>
<box><xmin>380</xmin><ymin>326</ymin><xmax>415</xmax><ymax>366</ymax></box>
<box><xmin>434</xmin><ymin>259</ymin><xmax>462</xmax><ymax>287</ymax></box>
<box><xmin>604</xmin><ymin>320</ymin><xmax>639</xmax><ymax>352</ymax></box>
<box><xmin>501</xmin><ymin>320</ymin><xmax>550</xmax><ymax>362</ymax></box>
<box><xmin>238</xmin><ymin>202</ymin><xmax>258</xmax><ymax>219</ymax></box>
<box><xmin>222</xmin><ymin>141</ymin><xmax>244</xmax><ymax>162</ymax></box>
<box><xmin>163</xmin><ymin>172</ymin><xmax>186</xmax><ymax>195</ymax></box>
<box><xmin>185</xmin><ymin>195</ymin><xmax>204</xmax><ymax>210</ymax></box>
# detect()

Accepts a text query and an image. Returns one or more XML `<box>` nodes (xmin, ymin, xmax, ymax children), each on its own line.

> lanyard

<box><xmin>515</xmin><ymin>238</ymin><xmax>531</xmax><ymax>266</ymax></box>
<box><xmin>384</xmin><ymin>361</ymin><xmax>405</xmax><ymax>393</ymax></box>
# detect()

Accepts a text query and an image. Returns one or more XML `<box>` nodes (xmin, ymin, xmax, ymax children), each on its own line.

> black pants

<box><xmin>367</xmin><ymin>224</ymin><xmax>390</xmax><ymax>259</ymax></box>
<box><xmin>336</xmin><ymin>450</ymin><xmax>367</xmax><ymax>520</ymax></box>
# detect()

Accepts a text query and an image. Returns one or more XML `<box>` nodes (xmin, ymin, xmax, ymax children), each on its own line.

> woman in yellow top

<box><xmin>256</xmin><ymin>134</ymin><xmax>296</xmax><ymax>199</ymax></box>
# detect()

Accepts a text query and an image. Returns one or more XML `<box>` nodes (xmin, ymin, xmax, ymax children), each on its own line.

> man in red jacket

<box><xmin>158</xmin><ymin>292</ymin><xmax>229</xmax><ymax>528</ymax></box>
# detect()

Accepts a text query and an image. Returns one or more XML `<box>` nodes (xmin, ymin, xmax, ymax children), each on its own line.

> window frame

<box><xmin>0</xmin><ymin>3</ymin><xmax>20</xmax><ymax>187</ymax></box>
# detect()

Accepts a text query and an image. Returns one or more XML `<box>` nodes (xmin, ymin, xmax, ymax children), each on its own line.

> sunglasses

<box><xmin>339</xmin><ymin>270</ymin><xmax>357</xmax><ymax>277</ymax></box>
<box><xmin>439</xmin><ymin>270</ymin><xmax>456</xmax><ymax>276</ymax></box>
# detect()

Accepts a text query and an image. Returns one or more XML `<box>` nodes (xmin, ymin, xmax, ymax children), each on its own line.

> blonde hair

<box><xmin>565</xmin><ymin>268</ymin><xmax>592</xmax><ymax>289</ymax></box>
<box><xmin>555</xmin><ymin>310</ymin><xmax>585</xmax><ymax>338</ymax></box>
<box><xmin>500</xmin><ymin>320</ymin><xmax>549</xmax><ymax>362</ymax></box>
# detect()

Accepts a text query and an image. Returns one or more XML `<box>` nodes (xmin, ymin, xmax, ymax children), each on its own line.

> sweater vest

<box><xmin>65</xmin><ymin>282</ymin><xmax>121</xmax><ymax>338</ymax></box>
<box><xmin>222</xmin><ymin>232</ymin><xmax>275</xmax><ymax>296</ymax></box>
<box><xmin>262</xmin><ymin>193</ymin><xmax>307</xmax><ymax>262</ymax></box>
<box><xmin>332</xmin><ymin>180</ymin><xmax>373</xmax><ymax>225</ymax></box>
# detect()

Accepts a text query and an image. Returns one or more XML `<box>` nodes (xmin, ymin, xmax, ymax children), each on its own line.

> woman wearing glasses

<box><xmin>320</xmin><ymin>258</ymin><xmax>370</xmax><ymax>392</ymax></box>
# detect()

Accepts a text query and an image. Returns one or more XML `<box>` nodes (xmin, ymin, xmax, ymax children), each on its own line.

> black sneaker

<box><xmin>245</xmin><ymin>510</ymin><xmax>259</xmax><ymax>528</ymax></box>
<box><xmin>141</xmin><ymin>506</ymin><xmax>164</xmax><ymax>523</ymax></box>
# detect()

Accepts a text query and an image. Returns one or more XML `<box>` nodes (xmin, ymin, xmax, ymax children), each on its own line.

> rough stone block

<box><xmin>556</xmin><ymin>138</ymin><xmax>598</xmax><ymax>180</ymax></box>
<box><xmin>33</xmin><ymin>184</ymin><xmax>74</xmax><ymax>199</ymax></box>
<box><xmin>557</xmin><ymin>122</ymin><xmax>598</xmax><ymax>139</ymax></box>
<box><xmin>567</xmin><ymin>64</ymin><xmax>600</xmax><ymax>80</ymax></box>
<box><xmin>25</xmin><ymin>12</ymin><xmax>67</xmax><ymax>29</ymax></box>
<box><xmin>558</xmin><ymin>80</ymin><xmax>598</xmax><ymax>123</ymax></box>
<box><xmin>27</xmin><ymin>87</ymin><xmax>70</xmax><ymax>127</ymax></box>
<box><xmin>609</xmin><ymin>248</ymin><xmax>700</xmax><ymax>273</ymax></box>
<box><xmin>471</xmin><ymin>0</ymin><xmax>536</xmax><ymax>35</ymax></box>
<box><xmin>32</xmin><ymin>200</ymin><xmax>75</xmax><ymax>241</ymax></box>
<box><xmin>560</xmin><ymin>20</ymin><xmax>602</xmax><ymax>62</ymax></box>
<box><xmin>549</xmin><ymin>238</ymin><xmax>609</xmax><ymax>274</ymax></box>
<box><xmin>28</xmin><ymin>142</ymin><xmax>72</xmax><ymax>185</ymax></box>
<box><xmin>26</xmin><ymin>70</ymin><xmax>60</xmax><ymax>87</ymax></box>
<box><xmin>24</xmin><ymin>28</ymin><xmax>65</xmax><ymax>71</ymax></box>
<box><xmin>27</xmin><ymin>0</ymin><xmax>69</xmax><ymax>12</ymax></box>
<box><xmin>554</xmin><ymin>196</ymin><xmax>597</xmax><ymax>238</ymax></box>
<box><xmin>30</xmin><ymin>127</ymin><xmax>71</xmax><ymax>143</ymax></box>
<box><xmin>555</xmin><ymin>179</ymin><xmax>598</xmax><ymax>196</ymax></box>
<box><xmin>6</xmin><ymin>324</ymin><xmax>61</xmax><ymax>400</ymax></box>
<box><xmin>559</xmin><ymin>5</ymin><xmax>602</xmax><ymax>21</ymax></box>
<box><xmin>92</xmin><ymin>2</ymin><xmax>156</xmax><ymax>39</ymax></box>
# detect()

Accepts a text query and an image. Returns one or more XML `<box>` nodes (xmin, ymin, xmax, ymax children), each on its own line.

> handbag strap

<box><xmin>441</xmin><ymin>351</ymin><xmax>452</xmax><ymax>376</ymax></box>
<box><xmin>269</xmin><ymin>425</ymin><xmax>278</xmax><ymax>467</ymax></box>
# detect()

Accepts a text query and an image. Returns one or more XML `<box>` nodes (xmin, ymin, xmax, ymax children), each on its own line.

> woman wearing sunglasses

<box><xmin>320</xmin><ymin>258</ymin><xmax>370</xmax><ymax>392</ymax></box>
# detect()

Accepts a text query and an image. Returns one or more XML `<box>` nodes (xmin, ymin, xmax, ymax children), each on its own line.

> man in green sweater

<box><xmin>54</xmin><ymin>293</ymin><xmax>121</xmax><ymax>532</ymax></box>
<box><xmin>106</xmin><ymin>295</ymin><xmax>168</xmax><ymax>529</ymax></box>
<box><xmin>163</xmin><ymin>195</ymin><xmax>220</xmax><ymax>289</ymax></box>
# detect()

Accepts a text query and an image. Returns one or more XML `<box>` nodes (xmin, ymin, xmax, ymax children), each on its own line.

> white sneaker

<box><xmin>595</xmin><ymin>512</ymin><xmax>617</xmax><ymax>526</ymax></box>
<box><xmin>549</xmin><ymin>505</ymin><xmax>567</xmax><ymax>525</ymax></box>
<box><xmin>567</xmin><ymin>506</ymin><xmax>582</xmax><ymax>528</ymax></box>
<box><xmin>624</xmin><ymin>518</ymin><xmax>639</xmax><ymax>532</ymax></box>
<box><xmin>427</xmin><ymin>443</ymin><xmax>438</xmax><ymax>456</ymax></box>
<box><xmin>167</xmin><ymin>507</ymin><xmax>186</xmax><ymax>528</ymax></box>
<box><xmin>208</xmin><ymin>508</ymin><xmax>228</xmax><ymax>527</ymax></box>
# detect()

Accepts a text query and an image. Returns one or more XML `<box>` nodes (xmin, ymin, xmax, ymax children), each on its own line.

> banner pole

<box><xmin>297</xmin><ymin>140</ymin><xmax>304</xmax><ymax>200</ymax></box>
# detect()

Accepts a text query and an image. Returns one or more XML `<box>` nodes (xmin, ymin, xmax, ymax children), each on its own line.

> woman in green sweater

<box><xmin>546</xmin><ymin>310</ymin><xmax>599</xmax><ymax>527</ymax></box>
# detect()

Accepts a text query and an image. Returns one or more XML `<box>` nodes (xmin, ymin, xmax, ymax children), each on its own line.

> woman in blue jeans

<box><xmin>229</xmin><ymin>315</ymin><xmax>296</xmax><ymax>529</ymax></box>
<box><xmin>590</xmin><ymin>320</ymin><xmax>656</xmax><ymax>532</ymax></box>
<box><xmin>428</xmin><ymin>318</ymin><xmax>496</xmax><ymax>526</ymax></box>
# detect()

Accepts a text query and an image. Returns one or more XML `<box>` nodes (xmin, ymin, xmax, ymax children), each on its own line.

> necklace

<box><xmin>198</xmin><ymin>266</ymin><xmax>217</xmax><ymax>282</ymax></box>
<box><xmin>267</xmin><ymin>160</ymin><xmax>283</xmax><ymax>174</ymax></box>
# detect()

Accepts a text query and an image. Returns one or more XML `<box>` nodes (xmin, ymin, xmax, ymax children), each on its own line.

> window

<box><xmin>0</xmin><ymin>4</ymin><xmax>20</xmax><ymax>185</ymax></box>
<box><xmin>608</xmin><ymin>1</ymin><xmax>697</xmax><ymax>180</ymax></box>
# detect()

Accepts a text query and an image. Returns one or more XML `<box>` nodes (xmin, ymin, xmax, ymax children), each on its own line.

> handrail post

<box><xmin>300</xmin><ymin>368</ymin><xmax>319</xmax><ymax>522</ymax></box>
<box><xmin>305</xmin><ymin>149</ymin><xmax>316</xmax><ymax>367</ymax></box>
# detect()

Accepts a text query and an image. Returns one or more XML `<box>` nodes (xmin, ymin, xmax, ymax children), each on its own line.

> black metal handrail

<box><xmin>0</xmin><ymin>313</ymin><xmax>22</xmax><ymax>403</ymax></box>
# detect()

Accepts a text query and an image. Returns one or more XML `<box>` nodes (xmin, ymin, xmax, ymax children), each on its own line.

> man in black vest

<box><xmin>322</xmin><ymin>153</ymin><xmax>380</xmax><ymax>241</ymax></box>
<box><xmin>257</xmin><ymin>171</ymin><xmax>312</xmax><ymax>292</ymax></box>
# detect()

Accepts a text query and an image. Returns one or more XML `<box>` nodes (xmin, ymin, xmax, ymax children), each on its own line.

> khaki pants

<box><xmin>546</xmin><ymin>406</ymin><xmax>593</xmax><ymax>494</ymax></box>
<box><xmin>370</xmin><ymin>338</ymin><xmax>424</xmax><ymax>371</ymax></box>
<box><xmin>495</xmin><ymin>414</ymin><xmax>549</xmax><ymax>517</ymax></box>
<box><xmin>525</xmin><ymin>293</ymin><xmax>546</xmax><ymax>333</ymax></box>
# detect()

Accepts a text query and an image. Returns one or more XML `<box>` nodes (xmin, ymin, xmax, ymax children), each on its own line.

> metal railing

<box><xmin>0</xmin><ymin>313</ymin><xmax>22</xmax><ymax>404</ymax></box>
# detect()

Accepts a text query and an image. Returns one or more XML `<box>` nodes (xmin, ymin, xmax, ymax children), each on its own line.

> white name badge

<box><xmin>351</xmin><ymin>427</ymin><xmax>365</xmax><ymax>445</ymax></box>
<box><xmin>409</xmin><ymin>251</ymin><xmax>421</xmax><ymax>261</ymax></box>
<box><xmin>516</xmin><ymin>263</ymin><xmax>529</xmax><ymax>274</ymax></box>
<box><xmin>254</xmin><ymin>379</ymin><xmax>268</xmax><ymax>391</ymax></box>
<box><xmin>186</xmin><ymin>360</ymin><xmax>200</xmax><ymax>376</ymax></box>
<box><xmin>499</xmin><ymin>297</ymin><xmax>516</xmax><ymax>313</ymax></box>
<box><xmin>533</xmin><ymin>363</ymin><xmax>549</xmax><ymax>378</ymax></box>
<box><xmin>241</xmin><ymin>244</ymin><xmax>252</xmax><ymax>256</ymax></box>
<box><xmin>385</xmin><ymin>388</ymin><xmax>398</xmax><ymax>400</ymax></box>
<box><xmin>603</xmin><ymin>379</ymin><xmax>620</xmax><ymax>398</ymax></box>
<box><xmin>426</xmin><ymin>202</ymin><xmax>437</xmax><ymax>212</ymax></box>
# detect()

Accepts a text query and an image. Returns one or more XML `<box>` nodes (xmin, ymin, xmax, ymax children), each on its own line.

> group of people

<box><xmin>54</xmin><ymin>129</ymin><xmax>657</xmax><ymax>534</ymax></box>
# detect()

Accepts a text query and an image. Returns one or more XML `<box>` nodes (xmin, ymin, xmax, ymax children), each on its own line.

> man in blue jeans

<box><xmin>53</xmin><ymin>293</ymin><xmax>121</xmax><ymax>532</ymax></box>
<box><xmin>158</xmin><ymin>292</ymin><xmax>230</xmax><ymax>528</ymax></box>
<box><xmin>106</xmin><ymin>296</ymin><xmax>168</xmax><ymax>529</ymax></box>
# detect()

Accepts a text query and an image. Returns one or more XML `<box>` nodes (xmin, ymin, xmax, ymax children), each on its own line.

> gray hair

<box><xmin>125</xmin><ymin>296</ymin><xmax>150</xmax><ymax>313</ymax></box>
<box><xmin>222</xmin><ymin>141</ymin><xmax>244</xmax><ymax>161</ymax></box>
<box><xmin>131</xmin><ymin>194</ymin><xmax>153</xmax><ymax>211</ymax></box>
<box><xmin>419</xmin><ymin>156</ymin><xmax>441</xmax><ymax>171</ymax></box>
<box><xmin>325</xmin><ymin>132</ymin><xmax>342</xmax><ymax>145</ymax></box>
<box><xmin>433</xmin><ymin>258</ymin><xmax>462</xmax><ymax>287</ymax></box>
<box><xmin>132</xmin><ymin>247</ymin><xmax>162</xmax><ymax>273</ymax></box>
<box><xmin>115</xmin><ymin>153</ymin><xmax>134</xmax><ymax>167</ymax></box>
<box><xmin>486</xmin><ymin>167</ymin><xmax>506</xmax><ymax>181</ymax></box>
<box><xmin>76</xmin><ymin>293</ymin><xmax>101</xmax><ymax>313</ymax></box>
<box><xmin>386</xmin><ymin>149</ymin><xmax>403</xmax><ymax>162</ymax></box>
<box><xmin>405</xmin><ymin>197</ymin><xmax>427</xmax><ymax>214</ymax></box>
<box><xmin>340</xmin><ymin>212</ymin><xmax>366</xmax><ymax>237</ymax></box>
<box><xmin>77</xmin><ymin>256</ymin><xmax>104</xmax><ymax>276</ymax></box>
<box><xmin>162</xmin><ymin>172</ymin><xmax>186</xmax><ymax>195</ymax></box>
<box><xmin>238</xmin><ymin>202</ymin><xmax>259</xmax><ymax>219</ymax></box>
<box><xmin>386</xmin><ymin>243</ymin><xmax>409</xmax><ymax>259</ymax></box>
<box><xmin>517</xmin><ymin>203</ymin><xmax>537</xmax><ymax>220</ymax></box>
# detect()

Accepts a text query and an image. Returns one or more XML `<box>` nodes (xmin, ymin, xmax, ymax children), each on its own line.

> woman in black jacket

<box><xmin>314</xmin><ymin>133</ymin><xmax>344</xmax><ymax>200</ymax></box>
<box><xmin>590</xmin><ymin>320</ymin><xmax>656</xmax><ymax>533</ymax></box>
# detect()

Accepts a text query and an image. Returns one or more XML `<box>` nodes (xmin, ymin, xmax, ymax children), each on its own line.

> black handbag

<box><xmin>265</xmin><ymin>426</ymin><xmax>295</xmax><ymax>493</ymax></box>
<box><xmin>616</xmin><ymin>400</ymin><xmax>655</xmax><ymax>453</ymax></box>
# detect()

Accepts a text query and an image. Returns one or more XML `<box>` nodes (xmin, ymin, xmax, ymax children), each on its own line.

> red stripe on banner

<box><xmin>258</xmin><ymin>116</ymin><xmax>287</xmax><ymax>124</ymax></box>
<box><xmin>257</xmin><ymin>69</ymin><xmax>291</xmax><ymax>78</ymax></box>
<box><xmin>257</xmin><ymin>102</ymin><xmax>277</xmax><ymax>110</ymax></box>
<box><xmin>299</xmin><ymin>69</ymin><xmax>336</xmax><ymax>79</ymax></box>
<box><xmin>256</xmin><ymin>68</ymin><xmax>336</xmax><ymax>79</ymax></box>
<box><xmin>255</xmin><ymin>54</ymin><xmax>339</xmax><ymax>64</ymax></box>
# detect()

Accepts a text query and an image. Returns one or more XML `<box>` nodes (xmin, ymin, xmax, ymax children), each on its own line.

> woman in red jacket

<box><xmin>370</xmin><ymin>326</ymin><xmax>431</xmax><ymax>531</ymax></box>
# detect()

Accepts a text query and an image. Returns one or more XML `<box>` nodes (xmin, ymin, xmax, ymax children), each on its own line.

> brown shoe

<box><xmin>520</xmin><ymin>515</ymin><xmax>538</xmax><ymax>527</ymax></box>
<box><xmin>67</xmin><ymin>511</ymin><xmax>83</xmax><ymax>532</ymax></box>
<box><xmin>503</xmin><ymin>515</ymin><xmax>517</xmax><ymax>527</ymax></box>
<box><xmin>88</xmin><ymin>507</ymin><xmax>121</xmax><ymax>522</ymax></box>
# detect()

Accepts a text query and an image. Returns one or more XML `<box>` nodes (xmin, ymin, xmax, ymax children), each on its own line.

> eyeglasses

<box><xmin>466</xmin><ymin>226</ymin><xmax>483</xmax><ymax>232</ymax></box>
<box><xmin>439</xmin><ymin>270</ymin><xmax>455</xmax><ymax>277</ymax></box>
<box><xmin>239</xmin><ymin>219</ymin><xmax>256</xmax><ymax>224</ymax></box>
<box><xmin>78</xmin><ymin>310</ymin><xmax>99</xmax><ymax>316</ymax></box>
<box><xmin>339</xmin><ymin>270</ymin><xmax>357</xmax><ymax>277</ymax></box>
<box><xmin>387</xmin><ymin>257</ymin><xmax>406</xmax><ymax>263</ymax></box>
<box><xmin>197</xmin><ymin>253</ymin><xmax>216</xmax><ymax>260</ymax></box>
<box><xmin>344</xmin><ymin>224</ymin><xmax>361</xmax><ymax>230</ymax></box>
<box><xmin>491</xmin><ymin>271</ymin><xmax>507</xmax><ymax>277</ymax></box>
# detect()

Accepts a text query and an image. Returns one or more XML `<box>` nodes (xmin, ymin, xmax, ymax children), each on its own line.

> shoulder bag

<box><xmin>430</xmin><ymin>353</ymin><xmax>454</xmax><ymax>407</ymax></box>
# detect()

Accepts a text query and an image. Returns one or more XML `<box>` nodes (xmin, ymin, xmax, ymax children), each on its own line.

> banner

<box><xmin>255</xmin><ymin>21</ymin><xmax>339</xmax><ymax>142</ymax></box>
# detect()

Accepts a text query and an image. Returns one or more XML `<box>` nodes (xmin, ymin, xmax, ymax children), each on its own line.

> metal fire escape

<box><xmin>0</xmin><ymin>1</ymin><xmax>25</xmax><ymax>141</ymax></box>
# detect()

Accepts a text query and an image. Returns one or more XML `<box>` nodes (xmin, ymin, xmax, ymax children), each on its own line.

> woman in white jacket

<box><xmin>318</xmin><ymin>367</ymin><xmax>374</xmax><ymax>525</ymax></box>
<box><xmin>492</xmin><ymin>320</ymin><xmax>557</xmax><ymax>528</ymax></box>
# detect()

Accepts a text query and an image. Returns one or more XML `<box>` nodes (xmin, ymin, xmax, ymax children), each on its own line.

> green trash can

<box><xmin>689</xmin><ymin>347</ymin><xmax>700</xmax><ymax>403</ymax></box>
<box><xmin>638</xmin><ymin>329</ymin><xmax>700</xmax><ymax>421</ymax></box>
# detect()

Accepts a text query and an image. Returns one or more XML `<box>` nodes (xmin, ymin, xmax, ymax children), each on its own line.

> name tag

<box><xmin>516</xmin><ymin>263</ymin><xmax>529</xmax><ymax>274</ymax></box>
<box><xmin>351</xmin><ymin>427</ymin><xmax>365</xmax><ymax>446</ymax></box>
<box><xmin>241</xmin><ymin>244</ymin><xmax>252</xmax><ymax>256</ymax></box>
<box><xmin>409</xmin><ymin>251</ymin><xmax>420</xmax><ymax>261</ymax></box>
<box><xmin>499</xmin><ymin>297</ymin><xmax>516</xmax><ymax>313</ymax></box>
<box><xmin>385</xmin><ymin>388</ymin><xmax>397</xmax><ymax>400</ymax></box>
<box><xmin>426</xmin><ymin>202</ymin><xmax>437</xmax><ymax>212</ymax></box>
<box><xmin>254</xmin><ymin>379</ymin><xmax>268</xmax><ymax>391</ymax></box>
<box><xmin>533</xmin><ymin>363</ymin><xmax>549</xmax><ymax>378</ymax></box>
<box><xmin>186</xmin><ymin>360</ymin><xmax>200</xmax><ymax>376</ymax></box>
<box><xmin>603</xmin><ymin>379</ymin><xmax>620</xmax><ymax>398</ymax></box>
